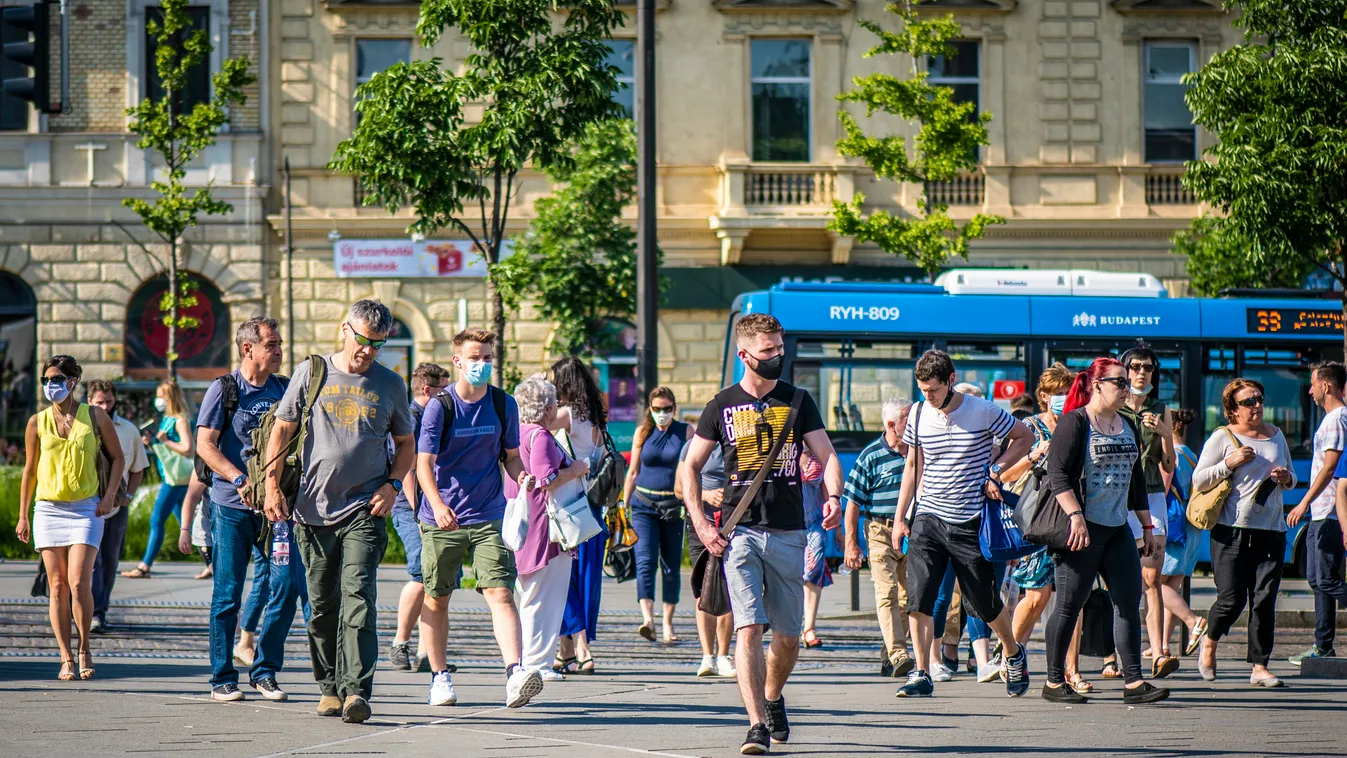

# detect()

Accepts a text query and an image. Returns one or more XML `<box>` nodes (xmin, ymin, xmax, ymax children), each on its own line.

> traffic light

<box><xmin>1</xmin><ymin>2</ymin><xmax>50</xmax><ymax>113</ymax></box>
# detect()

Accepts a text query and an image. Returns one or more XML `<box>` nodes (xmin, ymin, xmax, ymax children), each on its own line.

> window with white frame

<box><xmin>354</xmin><ymin>38</ymin><xmax>411</xmax><ymax>126</ymax></box>
<box><xmin>605</xmin><ymin>40</ymin><xmax>635</xmax><ymax>119</ymax></box>
<box><xmin>751</xmin><ymin>39</ymin><xmax>811</xmax><ymax>162</ymax></box>
<box><xmin>1144</xmin><ymin>41</ymin><xmax>1197</xmax><ymax>163</ymax></box>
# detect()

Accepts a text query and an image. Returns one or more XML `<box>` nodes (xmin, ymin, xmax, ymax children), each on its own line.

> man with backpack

<box><xmin>415</xmin><ymin>329</ymin><xmax>538</xmax><ymax>709</ymax></box>
<box><xmin>390</xmin><ymin>362</ymin><xmax>451</xmax><ymax>672</ymax></box>
<box><xmin>264</xmin><ymin>300</ymin><xmax>415</xmax><ymax>724</ymax></box>
<box><xmin>196</xmin><ymin>317</ymin><xmax>300</xmax><ymax>703</ymax></box>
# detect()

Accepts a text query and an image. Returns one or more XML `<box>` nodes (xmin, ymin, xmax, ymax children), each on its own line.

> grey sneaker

<box><xmin>390</xmin><ymin>641</ymin><xmax>412</xmax><ymax>671</ymax></box>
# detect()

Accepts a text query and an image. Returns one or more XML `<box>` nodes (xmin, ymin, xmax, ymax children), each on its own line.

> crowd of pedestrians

<box><xmin>9</xmin><ymin>299</ymin><xmax>1344</xmax><ymax>754</ymax></box>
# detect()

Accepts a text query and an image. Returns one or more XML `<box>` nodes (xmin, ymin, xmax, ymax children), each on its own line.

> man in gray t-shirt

<box><xmin>265</xmin><ymin>300</ymin><xmax>415</xmax><ymax>724</ymax></box>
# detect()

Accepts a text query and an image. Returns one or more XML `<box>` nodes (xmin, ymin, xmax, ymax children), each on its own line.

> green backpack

<box><xmin>241</xmin><ymin>354</ymin><xmax>327</xmax><ymax>513</ymax></box>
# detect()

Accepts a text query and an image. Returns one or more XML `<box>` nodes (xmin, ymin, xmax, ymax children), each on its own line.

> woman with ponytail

<box><xmin>1039</xmin><ymin>357</ymin><xmax>1168</xmax><ymax>705</ymax></box>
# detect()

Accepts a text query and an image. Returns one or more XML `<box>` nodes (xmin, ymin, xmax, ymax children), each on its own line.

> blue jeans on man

<box><xmin>210</xmin><ymin>506</ymin><xmax>302</xmax><ymax>686</ymax></box>
<box><xmin>1306</xmin><ymin>519</ymin><xmax>1347</xmax><ymax>653</ymax></box>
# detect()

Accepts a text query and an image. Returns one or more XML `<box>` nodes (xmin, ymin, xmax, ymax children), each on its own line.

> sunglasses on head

<box><xmin>1236</xmin><ymin>395</ymin><xmax>1264</xmax><ymax>408</ymax></box>
<box><xmin>1128</xmin><ymin>362</ymin><xmax>1155</xmax><ymax>374</ymax></box>
<box><xmin>1096</xmin><ymin>376</ymin><xmax>1130</xmax><ymax>390</ymax></box>
<box><xmin>43</xmin><ymin>375</ymin><xmax>68</xmax><ymax>386</ymax></box>
<box><xmin>346</xmin><ymin>323</ymin><xmax>387</xmax><ymax>349</ymax></box>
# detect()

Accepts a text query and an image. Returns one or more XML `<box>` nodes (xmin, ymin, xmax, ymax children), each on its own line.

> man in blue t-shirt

<box><xmin>416</xmin><ymin>329</ymin><xmax>537</xmax><ymax>710</ymax></box>
<box><xmin>196</xmin><ymin>317</ymin><xmax>301</xmax><ymax>704</ymax></box>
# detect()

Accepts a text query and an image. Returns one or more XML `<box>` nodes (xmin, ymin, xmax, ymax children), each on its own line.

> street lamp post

<box><xmin>635</xmin><ymin>0</ymin><xmax>658</xmax><ymax>402</ymax></box>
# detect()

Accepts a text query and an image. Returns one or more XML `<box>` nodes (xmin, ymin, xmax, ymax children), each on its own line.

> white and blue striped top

<box><xmin>903</xmin><ymin>395</ymin><xmax>1018</xmax><ymax>524</ymax></box>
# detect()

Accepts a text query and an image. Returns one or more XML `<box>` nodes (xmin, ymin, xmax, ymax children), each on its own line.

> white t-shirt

<box><xmin>1310</xmin><ymin>406</ymin><xmax>1346</xmax><ymax>521</ymax></box>
<box><xmin>903</xmin><ymin>394</ymin><xmax>1018</xmax><ymax>524</ymax></box>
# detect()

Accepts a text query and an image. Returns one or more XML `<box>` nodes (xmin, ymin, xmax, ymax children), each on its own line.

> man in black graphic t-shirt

<box><xmin>683</xmin><ymin>313</ymin><xmax>842</xmax><ymax>756</ymax></box>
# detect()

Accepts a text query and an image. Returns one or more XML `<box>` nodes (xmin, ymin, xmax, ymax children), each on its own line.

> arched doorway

<box><xmin>0</xmin><ymin>272</ymin><xmax>37</xmax><ymax>443</ymax></box>
<box><xmin>376</xmin><ymin>317</ymin><xmax>415</xmax><ymax>385</ymax></box>
<box><xmin>125</xmin><ymin>274</ymin><xmax>233</xmax><ymax>380</ymax></box>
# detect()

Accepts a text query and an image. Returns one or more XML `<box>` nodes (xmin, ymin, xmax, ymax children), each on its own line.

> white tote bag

<box><xmin>543</xmin><ymin>432</ymin><xmax>603</xmax><ymax>550</ymax></box>
<box><xmin>502</xmin><ymin>490</ymin><xmax>530</xmax><ymax>552</ymax></box>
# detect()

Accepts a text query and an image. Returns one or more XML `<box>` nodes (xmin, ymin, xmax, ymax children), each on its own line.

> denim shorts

<box><xmin>391</xmin><ymin>506</ymin><xmax>423</xmax><ymax>583</ymax></box>
<box><xmin>724</xmin><ymin>526</ymin><xmax>806</xmax><ymax>636</ymax></box>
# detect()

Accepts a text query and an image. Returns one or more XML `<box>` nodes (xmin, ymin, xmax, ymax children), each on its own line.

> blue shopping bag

<box><xmin>980</xmin><ymin>490</ymin><xmax>1041</xmax><ymax>562</ymax></box>
<box><xmin>1165</xmin><ymin>488</ymin><xmax>1187</xmax><ymax>548</ymax></box>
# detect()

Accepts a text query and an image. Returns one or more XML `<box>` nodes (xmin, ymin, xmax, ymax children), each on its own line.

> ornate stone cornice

<box><xmin>714</xmin><ymin>0</ymin><xmax>851</xmax><ymax>14</ymax></box>
<box><xmin>917</xmin><ymin>0</ymin><xmax>1016</xmax><ymax>12</ymax></box>
<box><xmin>1120</xmin><ymin>12</ymin><xmax>1228</xmax><ymax>44</ymax></box>
<box><xmin>1112</xmin><ymin>0</ymin><xmax>1223</xmax><ymax>14</ymax></box>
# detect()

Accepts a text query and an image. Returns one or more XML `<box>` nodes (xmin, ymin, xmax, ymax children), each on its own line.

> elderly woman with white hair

<box><xmin>509</xmin><ymin>375</ymin><xmax>590</xmax><ymax>680</ymax></box>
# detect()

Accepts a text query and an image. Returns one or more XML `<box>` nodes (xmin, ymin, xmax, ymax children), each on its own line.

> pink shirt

<box><xmin>506</xmin><ymin>423</ymin><xmax>568</xmax><ymax>575</ymax></box>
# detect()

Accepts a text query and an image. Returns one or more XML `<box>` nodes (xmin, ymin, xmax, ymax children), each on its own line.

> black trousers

<box><xmin>905</xmin><ymin>513</ymin><xmax>1004</xmax><ymax>623</ymax></box>
<box><xmin>1207</xmin><ymin>523</ymin><xmax>1285</xmax><ymax>666</ymax></box>
<box><xmin>1045</xmin><ymin>521</ymin><xmax>1144</xmax><ymax>684</ymax></box>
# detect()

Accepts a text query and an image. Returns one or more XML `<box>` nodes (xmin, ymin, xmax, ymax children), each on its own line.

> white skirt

<box><xmin>1127</xmin><ymin>491</ymin><xmax>1168</xmax><ymax>540</ymax></box>
<box><xmin>33</xmin><ymin>497</ymin><xmax>103</xmax><ymax>550</ymax></box>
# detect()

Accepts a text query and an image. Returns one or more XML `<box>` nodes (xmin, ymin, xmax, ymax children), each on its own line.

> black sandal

<box><xmin>575</xmin><ymin>658</ymin><xmax>596</xmax><ymax>675</ymax></box>
<box><xmin>552</xmin><ymin>655</ymin><xmax>574</xmax><ymax>673</ymax></box>
<box><xmin>1101</xmin><ymin>661</ymin><xmax>1122</xmax><ymax>679</ymax></box>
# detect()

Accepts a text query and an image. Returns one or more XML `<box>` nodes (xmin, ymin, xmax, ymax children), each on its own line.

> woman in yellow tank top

<box><xmin>14</xmin><ymin>355</ymin><xmax>126</xmax><ymax>682</ymax></box>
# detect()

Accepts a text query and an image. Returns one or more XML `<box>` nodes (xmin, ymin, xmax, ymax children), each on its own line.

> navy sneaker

<box><xmin>1003</xmin><ymin>645</ymin><xmax>1030</xmax><ymax>697</ymax></box>
<box><xmin>896</xmin><ymin>670</ymin><xmax>934</xmax><ymax>698</ymax></box>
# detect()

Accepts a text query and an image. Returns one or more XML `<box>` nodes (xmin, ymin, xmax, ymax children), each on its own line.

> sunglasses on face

<box><xmin>651</xmin><ymin>404</ymin><xmax>675</xmax><ymax>413</ymax></box>
<box><xmin>43</xmin><ymin>375</ymin><xmax>68</xmax><ymax>386</ymax></box>
<box><xmin>347</xmin><ymin>323</ymin><xmax>387</xmax><ymax>349</ymax></box>
<box><xmin>1128</xmin><ymin>363</ymin><xmax>1155</xmax><ymax>374</ymax></box>
<box><xmin>1097</xmin><ymin>377</ymin><xmax>1129</xmax><ymax>390</ymax></box>
<box><xmin>1236</xmin><ymin>395</ymin><xmax>1264</xmax><ymax>408</ymax></box>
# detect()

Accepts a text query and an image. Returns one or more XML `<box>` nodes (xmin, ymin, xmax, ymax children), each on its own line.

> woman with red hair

<box><xmin>1039</xmin><ymin>358</ymin><xmax>1168</xmax><ymax>705</ymax></box>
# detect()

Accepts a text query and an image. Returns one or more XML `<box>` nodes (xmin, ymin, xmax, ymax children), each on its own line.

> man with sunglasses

<box><xmin>889</xmin><ymin>349</ymin><xmax>1034</xmax><ymax>700</ymax></box>
<box><xmin>682</xmin><ymin>313</ymin><xmax>842</xmax><ymax>755</ymax></box>
<box><xmin>197</xmin><ymin>317</ymin><xmax>301</xmax><ymax>704</ymax></box>
<box><xmin>266</xmin><ymin>300</ymin><xmax>415</xmax><ymax>724</ymax></box>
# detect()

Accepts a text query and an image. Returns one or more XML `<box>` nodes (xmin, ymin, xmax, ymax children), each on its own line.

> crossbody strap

<box><xmin>901</xmin><ymin>401</ymin><xmax>924</xmax><ymax>525</ymax></box>
<box><xmin>719</xmin><ymin>388</ymin><xmax>804</xmax><ymax>538</ymax></box>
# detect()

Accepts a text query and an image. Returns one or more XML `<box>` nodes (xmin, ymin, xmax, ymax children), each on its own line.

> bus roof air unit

<box><xmin>934</xmin><ymin>269</ymin><xmax>1168</xmax><ymax>299</ymax></box>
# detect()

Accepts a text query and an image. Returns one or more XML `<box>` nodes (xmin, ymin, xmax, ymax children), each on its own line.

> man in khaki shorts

<box><xmin>415</xmin><ymin>329</ymin><xmax>536</xmax><ymax>709</ymax></box>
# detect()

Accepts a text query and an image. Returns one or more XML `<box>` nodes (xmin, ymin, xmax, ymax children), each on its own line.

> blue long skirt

<box><xmin>560</xmin><ymin>529</ymin><xmax>605</xmax><ymax>641</ymax></box>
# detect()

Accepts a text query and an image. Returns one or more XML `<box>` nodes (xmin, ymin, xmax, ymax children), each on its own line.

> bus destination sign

<box><xmin>1246</xmin><ymin>307</ymin><xmax>1343</xmax><ymax>335</ymax></box>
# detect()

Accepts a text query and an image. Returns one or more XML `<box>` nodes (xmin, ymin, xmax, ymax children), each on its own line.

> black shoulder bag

<box><xmin>691</xmin><ymin>388</ymin><xmax>803</xmax><ymax>617</ymax></box>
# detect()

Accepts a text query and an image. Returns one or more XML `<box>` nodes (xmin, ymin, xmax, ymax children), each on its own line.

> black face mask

<box><xmin>748</xmin><ymin>353</ymin><xmax>784</xmax><ymax>381</ymax></box>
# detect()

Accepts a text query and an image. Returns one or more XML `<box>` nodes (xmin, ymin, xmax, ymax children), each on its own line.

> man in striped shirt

<box><xmin>843</xmin><ymin>397</ymin><xmax>914</xmax><ymax>679</ymax></box>
<box><xmin>892</xmin><ymin>349</ymin><xmax>1034</xmax><ymax>699</ymax></box>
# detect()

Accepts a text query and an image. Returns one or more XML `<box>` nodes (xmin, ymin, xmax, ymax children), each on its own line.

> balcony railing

<box><xmin>718</xmin><ymin>161</ymin><xmax>855</xmax><ymax>216</ymax></box>
<box><xmin>1145</xmin><ymin>169</ymin><xmax>1197</xmax><ymax>205</ymax></box>
<box><xmin>924</xmin><ymin>174</ymin><xmax>985</xmax><ymax>207</ymax></box>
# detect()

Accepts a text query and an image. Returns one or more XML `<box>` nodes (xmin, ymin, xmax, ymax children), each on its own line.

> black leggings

<box><xmin>1045</xmin><ymin>521</ymin><xmax>1144</xmax><ymax>685</ymax></box>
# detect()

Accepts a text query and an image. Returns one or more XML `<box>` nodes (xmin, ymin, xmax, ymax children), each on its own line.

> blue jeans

<box><xmin>1307</xmin><ymin>519</ymin><xmax>1347</xmax><ymax>652</ymax></box>
<box><xmin>931</xmin><ymin>563</ymin><xmax>958</xmax><ymax>646</ymax></box>
<box><xmin>242</xmin><ymin>545</ymin><xmax>269</xmax><ymax>634</ymax></box>
<box><xmin>141</xmin><ymin>483</ymin><xmax>188</xmax><ymax>567</ymax></box>
<box><xmin>965</xmin><ymin>561</ymin><xmax>1006</xmax><ymax>643</ymax></box>
<box><xmin>631</xmin><ymin>509</ymin><xmax>684</xmax><ymax>605</ymax></box>
<box><xmin>210</xmin><ymin>506</ymin><xmax>301</xmax><ymax>686</ymax></box>
<box><xmin>391</xmin><ymin>505</ymin><xmax>423</xmax><ymax>583</ymax></box>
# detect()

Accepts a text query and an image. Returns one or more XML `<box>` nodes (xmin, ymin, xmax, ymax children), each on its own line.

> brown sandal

<box><xmin>1152</xmin><ymin>654</ymin><xmax>1180</xmax><ymax>679</ymax></box>
<box><xmin>1066</xmin><ymin>672</ymin><xmax>1094</xmax><ymax>694</ymax></box>
<box><xmin>120</xmin><ymin>565</ymin><xmax>151</xmax><ymax>579</ymax></box>
<box><xmin>58</xmin><ymin>659</ymin><xmax>77</xmax><ymax>681</ymax></box>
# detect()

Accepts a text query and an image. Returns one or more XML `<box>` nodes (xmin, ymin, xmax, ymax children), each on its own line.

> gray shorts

<box><xmin>724</xmin><ymin>526</ymin><xmax>806</xmax><ymax>637</ymax></box>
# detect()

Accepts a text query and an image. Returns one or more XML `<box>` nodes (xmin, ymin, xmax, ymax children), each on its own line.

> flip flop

<box><xmin>120</xmin><ymin>565</ymin><xmax>151</xmax><ymax>579</ymax></box>
<box><xmin>1101</xmin><ymin>661</ymin><xmax>1122</xmax><ymax>679</ymax></box>
<box><xmin>1153</xmin><ymin>655</ymin><xmax>1180</xmax><ymax>679</ymax></box>
<box><xmin>637</xmin><ymin>624</ymin><xmax>656</xmax><ymax>642</ymax></box>
<box><xmin>1185</xmin><ymin>618</ymin><xmax>1209</xmax><ymax>657</ymax></box>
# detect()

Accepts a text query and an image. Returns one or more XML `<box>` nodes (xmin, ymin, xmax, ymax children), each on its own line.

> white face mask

<box><xmin>650</xmin><ymin>410</ymin><xmax>673</xmax><ymax>427</ymax></box>
<box><xmin>154</xmin><ymin>397</ymin><xmax>168</xmax><ymax>413</ymax></box>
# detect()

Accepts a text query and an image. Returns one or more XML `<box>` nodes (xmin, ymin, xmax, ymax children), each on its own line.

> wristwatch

<box><xmin>989</xmin><ymin>462</ymin><xmax>1003</xmax><ymax>476</ymax></box>
<box><xmin>387</xmin><ymin>478</ymin><xmax>403</xmax><ymax>493</ymax></box>
<box><xmin>231</xmin><ymin>474</ymin><xmax>246</xmax><ymax>488</ymax></box>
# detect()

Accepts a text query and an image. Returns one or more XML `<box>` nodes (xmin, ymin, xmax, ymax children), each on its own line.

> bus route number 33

<box><xmin>830</xmin><ymin>305</ymin><xmax>902</xmax><ymax>321</ymax></box>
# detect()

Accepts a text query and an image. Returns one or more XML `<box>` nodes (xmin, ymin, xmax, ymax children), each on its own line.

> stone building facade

<box><xmin>0</xmin><ymin>0</ymin><xmax>1233</xmax><ymax>435</ymax></box>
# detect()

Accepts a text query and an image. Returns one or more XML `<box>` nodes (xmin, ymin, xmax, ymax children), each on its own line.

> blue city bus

<box><xmin>720</xmin><ymin>271</ymin><xmax>1346</xmax><ymax>574</ymax></box>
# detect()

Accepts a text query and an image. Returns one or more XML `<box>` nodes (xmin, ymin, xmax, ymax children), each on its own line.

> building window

<box><xmin>376</xmin><ymin>317</ymin><xmax>415</xmax><ymax>384</ymax></box>
<box><xmin>751</xmin><ymin>39</ymin><xmax>811</xmax><ymax>162</ymax></box>
<box><xmin>354</xmin><ymin>38</ymin><xmax>412</xmax><ymax>125</ymax></box>
<box><xmin>605</xmin><ymin>40</ymin><xmax>635</xmax><ymax>119</ymax></box>
<box><xmin>1144</xmin><ymin>41</ymin><xmax>1197</xmax><ymax>164</ymax></box>
<box><xmin>125</xmin><ymin>274</ymin><xmax>232</xmax><ymax>380</ymax></box>
<box><xmin>928</xmin><ymin>40</ymin><xmax>980</xmax><ymax>117</ymax></box>
<box><xmin>145</xmin><ymin>5</ymin><xmax>211</xmax><ymax>113</ymax></box>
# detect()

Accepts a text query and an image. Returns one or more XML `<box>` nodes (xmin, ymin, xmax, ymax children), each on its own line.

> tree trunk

<box><xmin>168</xmin><ymin>239</ymin><xmax>178</xmax><ymax>380</ymax></box>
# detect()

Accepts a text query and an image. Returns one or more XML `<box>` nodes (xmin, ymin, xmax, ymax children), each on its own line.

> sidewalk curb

<box><xmin>821</xmin><ymin>609</ymin><xmax>1347</xmax><ymax>630</ymax></box>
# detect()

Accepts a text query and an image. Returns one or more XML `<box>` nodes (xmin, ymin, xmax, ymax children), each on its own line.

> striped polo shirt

<box><xmin>843</xmin><ymin>435</ymin><xmax>906</xmax><ymax>520</ymax></box>
<box><xmin>903</xmin><ymin>395</ymin><xmax>1018</xmax><ymax>524</ymax></box>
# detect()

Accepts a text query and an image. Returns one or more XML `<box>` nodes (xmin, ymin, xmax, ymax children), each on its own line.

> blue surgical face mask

<box><xmin>44</xmin><ymin>381</ymin><xmax>70</xmax><ymax>404</ymax></box>
<box><xmin>1050</xmin><ymin>394</ymin><xmax>1067</xmax><ymax>415</ymax></box>
<box><xmin>1130</xmin><ymin>384</ymin><xmax>1152</xmax><ymax>397</ymax></box>
<box><xmin>462</xmin><ymin>359</ymin><xmax>492</xmax><ymax>387</ymax></box>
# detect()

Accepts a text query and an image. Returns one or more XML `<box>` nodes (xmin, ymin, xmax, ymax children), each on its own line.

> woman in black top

<box><xmin>1040</xmin><ymin>357</ymin><xmax>1168</xmax><ymax>705</ymax></box>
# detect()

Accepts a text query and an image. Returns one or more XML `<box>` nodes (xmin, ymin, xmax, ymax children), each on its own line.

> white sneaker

<box><xmin>506</xmin><ymin>667</ymin><xmax>543</xmax><ymax>708</ymax></box>
<box><xmin>697</xmin><ymin>655</ymin><xmax>715</xmax><ymax>677</ymax></box>
<box><xmin>715</xmin><ymin>655</ymin><xmax>737</xmax><ymax>678</ymax></box>
<box><xmin>428</xmin><ymin>671</ymin><xmax>457</xmax><ymax>706</ymax></box>
<box><xmin>977</xmin><ymin>662</ymin><xmax>1003</xmax><ymax>683</ymax></box>
<box><xmin>931</xmin><ymin>661</ymin><xmax>955</xmax><ymax>683</ymax></box>
<box><xmin>538</xmin><ymin>667</ymin><xmax>566</xmax><ymax>682</ymax></box>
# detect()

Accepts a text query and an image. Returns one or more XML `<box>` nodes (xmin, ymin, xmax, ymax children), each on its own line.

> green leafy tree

<box><xmin>1172</xmin><ymin>215</ymin><xmax>1316</xmax><ymax>296</ymax></box>
<box><xmin>492</xmin><ymin>119</ymin><xmax>661</xmax><ymax>359</ymax></box>
<box><xmin>828</xmin><ymin>0</ymin><xmax>1003</xmax><ymax>278</ymax></box>
<box><xmin>122</xmin><ymin>0</ymin><xmax>253</xmax><ymax>377</ymax></box>
<box><xmin>329</xmin><ymin>0</ymin><xmax>624</xmax><ymax>381</ymax></box>
<box><xmin>1182</xmin><ymin>0</ymin><xmax>1347</xmax><ymax>349</ymax></box>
